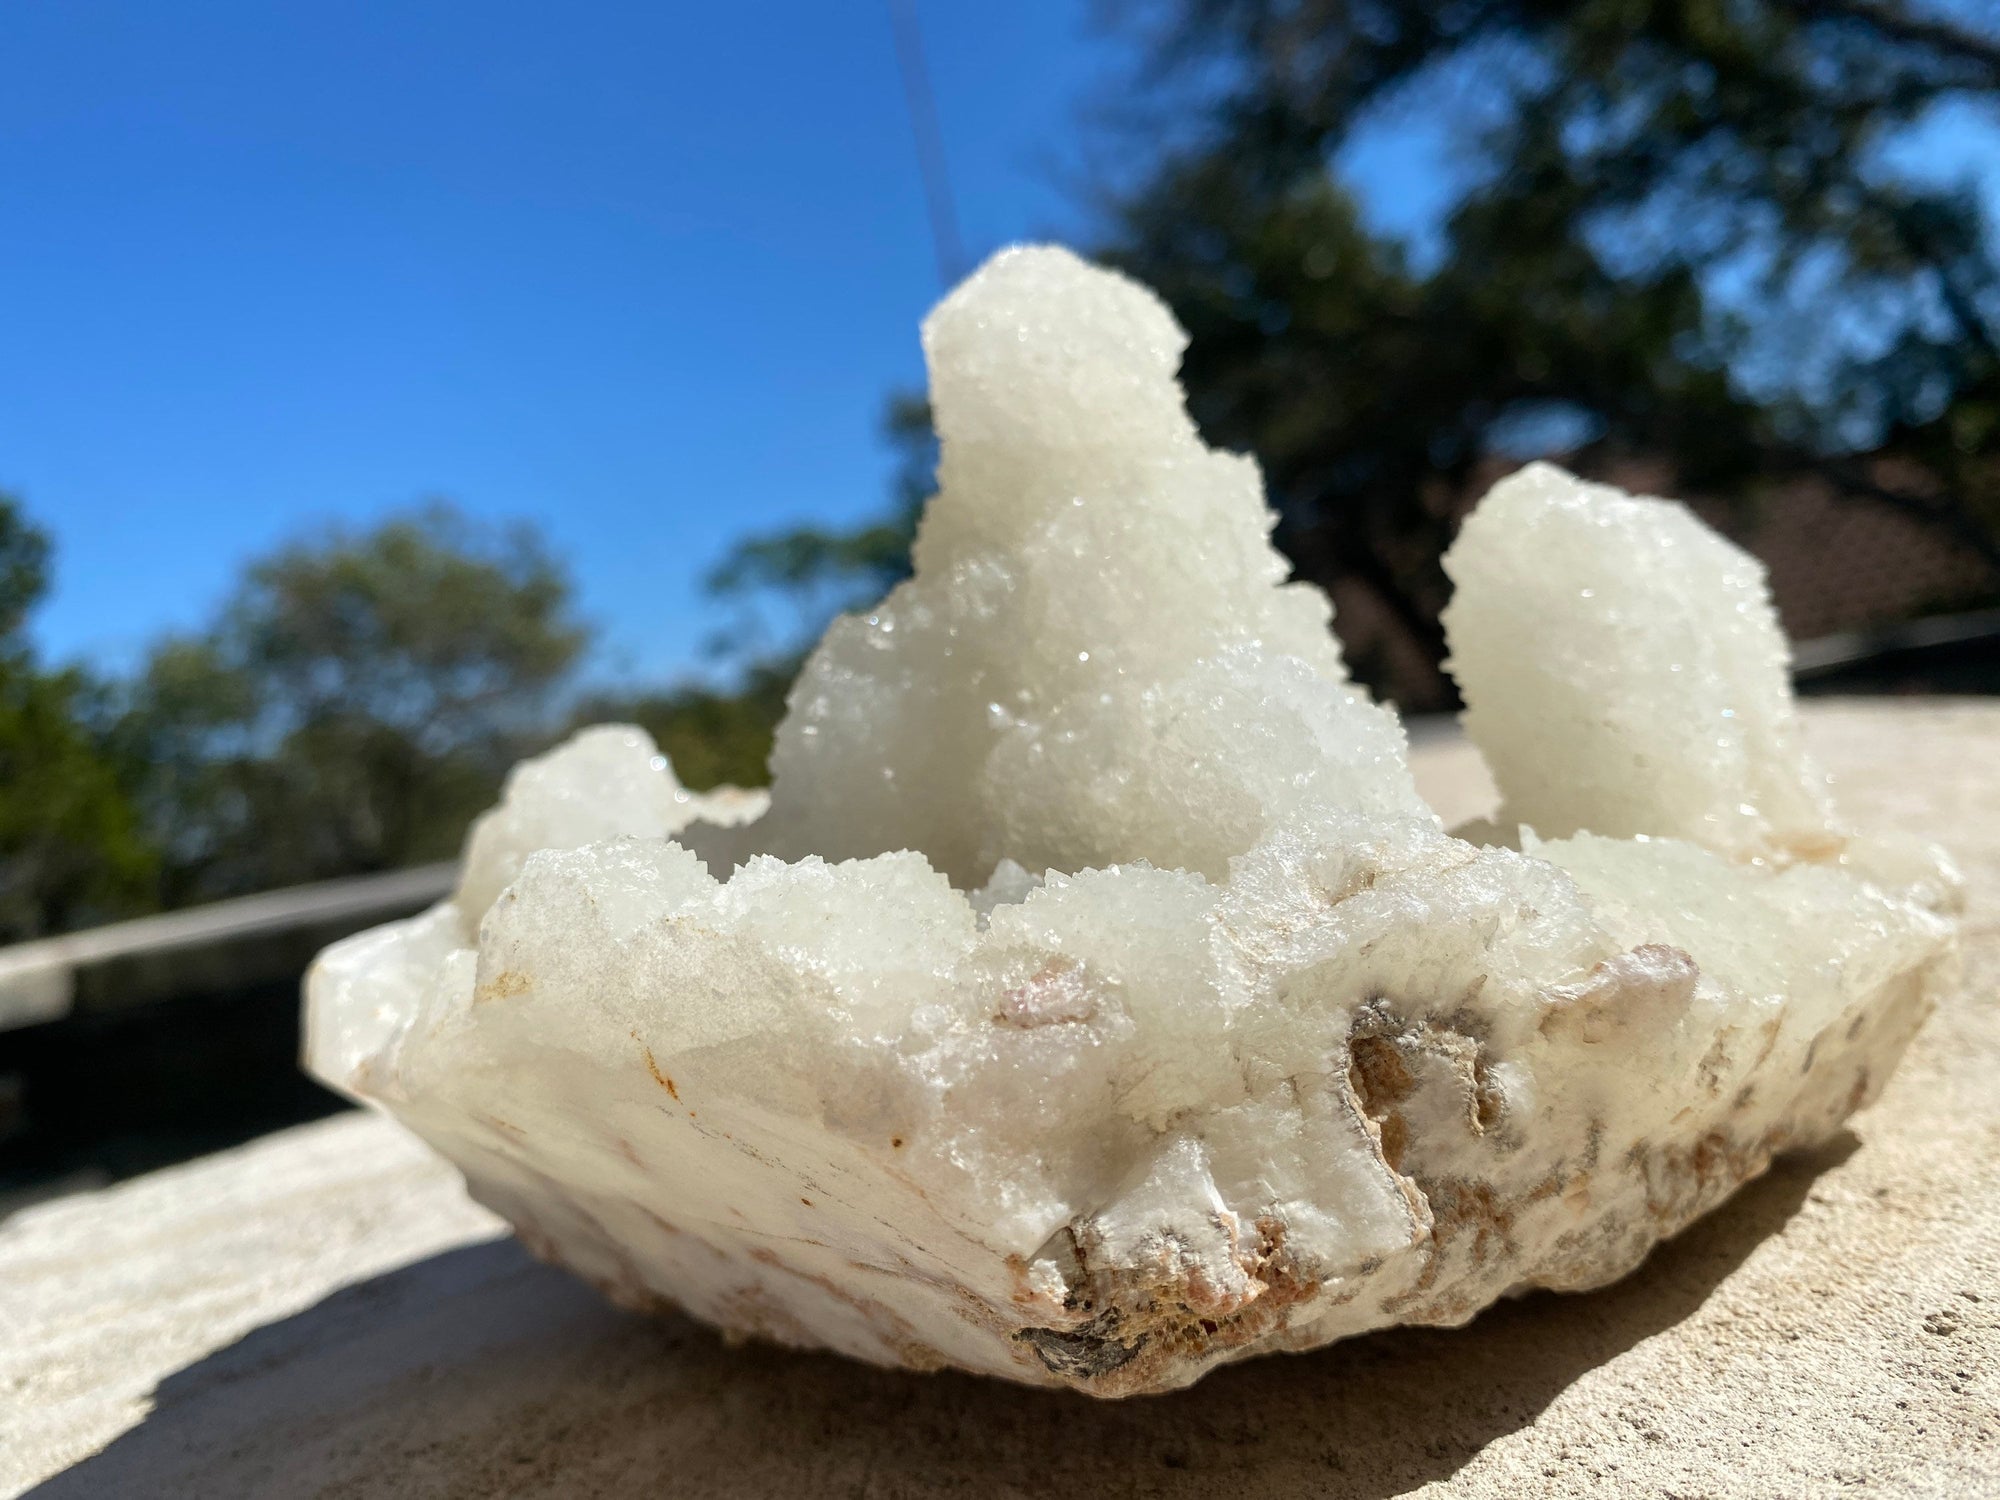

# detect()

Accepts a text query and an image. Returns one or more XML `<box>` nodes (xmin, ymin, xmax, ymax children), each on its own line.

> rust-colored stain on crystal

<box><xmin>633</xmin><ymin>1035</ymin><xmax>681</xmax><ymax>1101</ymax></box>
<box><xmin>474</xmin><ymin>969</ymin><xmax>531</xmax><ymax>1004</ymax></box>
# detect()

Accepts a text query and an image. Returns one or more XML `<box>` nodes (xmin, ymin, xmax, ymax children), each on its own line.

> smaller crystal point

<box><xmin>1443</xmin><ymin>460</ymin><xmax>1837</xmax><ymax>857</ymax></box>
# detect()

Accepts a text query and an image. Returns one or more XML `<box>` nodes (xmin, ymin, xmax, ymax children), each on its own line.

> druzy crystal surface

<box><xmin>307</xmin><ymin>246</ymin><xmax>1959</xmax><ymax>1395</ymax></box>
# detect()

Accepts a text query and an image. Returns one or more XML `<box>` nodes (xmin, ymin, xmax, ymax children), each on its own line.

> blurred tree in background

<box><xmin>3</xmin><ymin>489</ymin><xmax>801</xmax><ymax>934</ymax></box>
<box><xmin>567</xmin><ymin>661</ymin><xmax>792</xmax><ymax>794</ymax></box>
<box><xmin>110</xmin><ymin>505</ymin><xmax>587</xmax><ymax>907</ymax></box>
<box><xmin>0</xmin><ymin>495</ymin><xmax>153</xmax><ymax>941</ymax></box>
<box><xmin>1100</xmin><ymin>0</ymin><xmax>2000</xmax><ymax>703</ymax></box>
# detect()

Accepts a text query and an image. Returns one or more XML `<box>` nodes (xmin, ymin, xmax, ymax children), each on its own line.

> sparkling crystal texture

<box><xmin>307</xmin><ymin>245</ymin><xmax>1958</xmax><ymax>1395</ymax></box>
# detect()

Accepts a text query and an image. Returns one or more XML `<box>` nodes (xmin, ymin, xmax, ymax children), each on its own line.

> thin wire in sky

<box><xmin>888</xmin><ymin>0</ymin><xmax>967</xmax><ymax>288</ymax></box>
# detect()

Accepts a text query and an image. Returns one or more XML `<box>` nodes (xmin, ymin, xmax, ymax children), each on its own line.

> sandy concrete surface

<box><xmin>1</xmin><ymin>700</ymin><xmax>1993</xmax><ymax>1499</ymax></box>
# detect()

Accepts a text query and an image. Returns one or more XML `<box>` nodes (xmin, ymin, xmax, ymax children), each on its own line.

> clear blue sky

<box><xmin>2</xmin><ymin>1</ymin><xmax>1139</xmax><ymax>684</ymax></box>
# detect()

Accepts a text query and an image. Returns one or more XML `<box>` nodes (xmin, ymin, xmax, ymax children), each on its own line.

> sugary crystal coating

<box><xmin>307</xmin><ymin>246</ymin><xmax>1956</xmax><ymax>1396</ymax></box>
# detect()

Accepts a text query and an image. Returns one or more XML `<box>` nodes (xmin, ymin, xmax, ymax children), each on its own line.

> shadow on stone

<box><xmin>30</xmin><ymin>1134</ymin><xmax>1856</xmax><ymax>1500</ymax></box>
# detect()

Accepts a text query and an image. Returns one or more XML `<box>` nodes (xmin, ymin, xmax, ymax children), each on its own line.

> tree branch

<box><xmin>1778</xmin><ymin>0</ymin><xmax>2000</xmax><ymax>77</ymax></box>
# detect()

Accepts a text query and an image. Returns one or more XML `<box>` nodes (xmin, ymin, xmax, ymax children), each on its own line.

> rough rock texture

<box><xmin>6</xmin><ymin>702</ymin><xmax>1996</xmax><ymax>1497</ymax></box>
<box><xmin>303</xmin><ymin>247</ymin><xmax>1957</xmax><ymax>1397</ymax></box>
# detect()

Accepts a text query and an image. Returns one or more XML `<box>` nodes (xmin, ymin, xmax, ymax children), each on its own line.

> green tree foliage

<box><xmin>719</xmin><ymin>0</ymin><xmax>2000</xmax><ymax>708</ymax></box>
<box><xmin>569</xmin><ymin>660</ymin><xmax>794</xmax><ymax>791</ymax></box>
<box><xmin>0</xmin><ymin>495</ymin><xmax>153</xmax><ymax>941</ymax></box>
<box><xmin>114</xmin><ymin>504</ymin><xmax>588</xmax><ymax>906</ymax></box>
<box><xmin>1099</xmin><ymin>0</ymin><xmax>2000</xmax><ymax>703</ymax></box>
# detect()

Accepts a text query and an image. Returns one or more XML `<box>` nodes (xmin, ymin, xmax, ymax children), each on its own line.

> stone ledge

<box><xmin>0</xmin><ymin>863</ymin><xmax>455</xmax><ymax>1032</ymax></box>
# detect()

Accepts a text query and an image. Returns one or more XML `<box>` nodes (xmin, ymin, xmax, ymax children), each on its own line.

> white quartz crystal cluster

<box><xmin>307</xmin><ymin>246</ymin><xmax>1959</xmax><ymax>1396</ymax></box>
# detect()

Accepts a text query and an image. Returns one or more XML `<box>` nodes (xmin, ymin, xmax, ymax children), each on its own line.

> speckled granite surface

<box><xmin>3</xmin><ymin>701</ymin><xmax>1994</xmax><ymax>1499</ymax></box>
